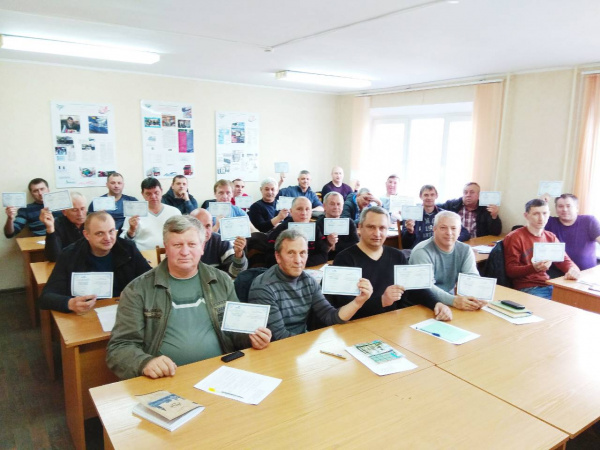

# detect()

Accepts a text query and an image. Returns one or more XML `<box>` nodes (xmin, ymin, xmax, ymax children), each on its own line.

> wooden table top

<box><xmin>52</xmin><ymin>298</ymin><xmax>118</xmax><ymax>348</ymax></box>
<box><xmin>440</xmin><ymin>306</ymin><xmax>600</xmax><ymax>437</ymax></box>
<box><xmin>90</xmin><ymin>321</ymin><xmax>567</xmax><ymax>449</ymax></box>
<box><xmin>355</xmin><ymin>286</ymin><xmax>579</xmax><ymax>365</ymax></box>
<box><xmin>547</xmin><ymin>265</ymin><xmax>600</xmax><ymax>297</ymax></box>
<box><xmin>31</xmin><ymin>261</ymin><xmax>55</xmax><ymax>286</ymax></box>
<box><xmin>16</xmin><ymin>236</ymin><xmax>46</xmax><ymax>252</ymax></box>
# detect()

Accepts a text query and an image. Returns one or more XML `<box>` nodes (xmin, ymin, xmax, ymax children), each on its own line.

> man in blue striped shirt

<box><xmin>4</xmin><ymin>178</ymin><xmax>59</xmax><ymax>238</ymax></box>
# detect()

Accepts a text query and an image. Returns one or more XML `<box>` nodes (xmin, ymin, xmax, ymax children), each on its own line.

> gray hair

<box><xmin>359</xmin><ymin>205</ymin><xmax>389</xmax><ymax>225</ymax></box>
<box><xmin>298</xmin><ymin>170</ymin><xmax>310</xmax><ymax>177</ymax></box>
<box><xmin>433</xmin><ymin>210</ymin><xmax>461</xmax><ymax>226</ymax></box>
<box><xmin>71</xmin><ymin>191</ymin><xmax>86</xmax><ymax>202</ymax></box>
<box><xmin>163</xmin><ymin>215</ymin><xmax>205</xmax><ymax>246</ymax></box>
<box><xmin>260</xmin><ymin>177</ymin><xmax>277</xmax><ymax>189</ymax></box>
<box><xmin>274</xmin><ymin>229</ymin><xmax>307</xmax><ymax>253</ymax></box>
<box><xmin>323</xmin><ymin>191</ymin><xmax>343</xmax><ymax>204</ymax></box>
<box><xmin>357</xmin><ymin>187</ymin><xmax>371</xmax><ymax>196</ymax></box>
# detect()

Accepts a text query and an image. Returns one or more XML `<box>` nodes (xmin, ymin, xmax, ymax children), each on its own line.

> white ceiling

<box><xmin>1</xmin><ymin>0</ymin><xmax>600</xmax><ymax>94</ymax></box>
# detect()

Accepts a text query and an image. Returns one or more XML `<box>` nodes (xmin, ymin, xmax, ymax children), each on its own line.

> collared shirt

<box><xmin>460</xmin><ymin>206</ymin><xmax>477</xmax><ymax>237</ymax></box>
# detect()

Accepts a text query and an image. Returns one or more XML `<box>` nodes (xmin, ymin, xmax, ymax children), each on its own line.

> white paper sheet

<box><xmin>43</xmin><ymin>190</ymin><xmax>73</xmax><ymax>211</ymax></box>
<box><xmin>479</xmin><ymin>191</ymin><xmax>502</xmax><ymax>206</ymax></box>
<box><xmin>482</xmin><ymin>306</ymin><xmax>544</xmax><ymax>324</ymax></box>
<box><xmin>323</xmin><ymin>218</ymin><xmax>350</xmax><ymax>236</ymax></box>
<box><xmin>2</xmin><ymin>192</ymin><xmax>26</xmax><ymax>208</ymax></box>
<box><xmin>532</xmin><ymin>242</ymin><xmax>565</xmax><ymax>262</ymax></box>
<box><xmin>234</xmin><ymin>195</ymin><xmax>253</xmax><ymax>209</ymax></box>
<box><xmin>401</xmin><ymin>205</ymin><xmax>423</xmax><ymax>221</ymax></box>
<box><xmin>71</xmin><ymin>272</ymin><xmax>113</xmax><ymax>298</ymax></box>
<box><xmin>95</xmin><ymin>304</ymin><xmax>118</xmax><ymax>332</ymax></box>
<box><xmin>411</xmin><ymin>318</ymin><xmax>480</xmax><ymax>345</ymax></box>
<box><xmin>275</xmin><ymin>196</ymin><xmax>293</xmax><ymax>210</ymax></box>
<box><xmin>346</xmin><ymin>341</ymin><xmax>417</xmax><ymax>376</ymax></box>
<box><xmin>221</xmin><ymin>302</ymin><xmax>270</xmax><ymax>334</ymax></box>
<box><xmin>208</xmin><ymin>202</ymin><xmax>232</xmax><ymax>218</ymax></box>
<box><xmin>274</xmin><ymin>162</ymin><xmax>289</xmax><ymax>173</ymax></box>
<box><xmin>123</xmin><ymin>201</ymin><xmax>149</xmax><ymax>217</ymax></box>
<box><xmin>394</xmin><ymin>264</ymin><xmax>433</xmax><ymax>290</ymax></box>
<box><xmin>219</xmin><ymin>216</ymin><xmax>252</xmax><ymax>241</ymax></box>
<box><xmin>321</xmin><ymin>266</ymin><xmax>361</xmax><ymax>295</ymax></box>
<box><xmin>92</xmin><ymin>196</ymin><xmax>116</xmax><ymax>211</ymax></box>
<box><xmin>457</xmin><ymin>273</ymin><xmax>496</xmax><ymax>301</ymax></box>
<box><xmin>195</xmin><ymin>366</ymin><xmax>282</xmax><ymax>405</ymax></box>
<box><xmin>537</xmin><ymin>180</ymin><xmax>563</xmax><ymax>197</ymax></box>
<box><xmin>288</xmin><ymin>222</ymin><xmax>316</xmax><ymax>241</ymax></box>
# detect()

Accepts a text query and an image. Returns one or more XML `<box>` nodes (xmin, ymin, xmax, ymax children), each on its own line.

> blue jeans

<box><xmin>520</xmin><ymin>286</ymin><xmax>554</xmax><ymax>299</ymax></box>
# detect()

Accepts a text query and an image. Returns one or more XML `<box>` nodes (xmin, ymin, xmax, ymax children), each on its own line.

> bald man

<box><xmin>321</xmin><ymin>166</ymin><xmax>353</xmax><ymax>200</ymax></box>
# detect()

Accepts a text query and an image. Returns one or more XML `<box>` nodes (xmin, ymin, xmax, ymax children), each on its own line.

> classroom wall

<box><xmin>0</xmin><ymin>60</ymin><xmax>341</xmax><ymax>290</ymax></box>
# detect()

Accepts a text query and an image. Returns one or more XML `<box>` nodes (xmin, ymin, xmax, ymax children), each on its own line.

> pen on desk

<box><xmin>415</xmin><ymin>328</ymin><xmax>441</xmax><ymax>338</ymax></box>
<box><xmin>208</xmin><ymin>388</ymin><xmax>243</xmax><ymax>398</ymax></box>
<box><xmin>320</xmin><ymin>350</ymin><xmax>347</xmax><ymax>359</ymax></box>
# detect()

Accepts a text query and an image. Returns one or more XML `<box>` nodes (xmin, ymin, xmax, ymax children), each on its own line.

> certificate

<box><xmin>276</xmin><ymin>196</ymin><xmax>293</xmax><ymax>210</ymax></box>
<box><xmin>537</xmin><ymin>180</ymin><xmax>563</xmax><ymax>197</ymax></box>
<box><xmin>220</xmin><ymin>216</ymin><xmax>252</xmax><ymax>240</ymax></box>
<box><xmin>321</xmin><ymin>266</ymin><xmax>361</xmax><ymax>296</ymax></box>
<box><xmin>479</xmin><ymin>191</ymin><xmax>502</xmax><ymax>206</ymax></box>
<box><xmin>394</xmin><ymin>264</ymin><xmax>433</xmax><ymax>290</ymax></box>
<box><xmin>288</xmin><ymin>222</ymin><xmax>316</xmax><ymax>241</ymax></box>
<box><xmin>532</xmin><ymin>242</ymin><xmax>565</xmax><ymax>262</ymax></box>
<box><xmin>208</xmin><ymin>202</ymin><xmax>232</xmax><ymax>218</ymax></box>
<box><xmin>234</xmin><ymin>195</ymin><xmax>253</xmax><ymax>209</ymax></box>
<box><xmin>389</xmin><ymin>195</ymin><xmax>415</xmax><ymax>211</ymax></box>
<box><xmin>43</xmin><ymin>190</ymin><xmax>72</xmax><ymax>211</ymax></box>
<box><xmin>221</xmin><ymin>301</ymin><xmax>270</xmax><ymax>334</ymax></box>
<box><xmin>323</xmin><ymin>218</ymin><xmax>350</xmax><ymax>236</ymax></box>
<box><xmin>92</xmin><ymin>196</ymin><xmax>116</xmax><ymax>211</ymax></box>
<box><xmin>274</xmin><ymin>162</ymin><xmax>289</xmax><ymax>173</ymax></box>
<box><xmin>2</xmin><ymin>192</ymin><xmax>26</xmax><ymax>208</ymax></box>
<box><xmin>71</xmin><ymin>272</ymin><xmax>113</xmax><ymax>298</ymax></box>
<box><xmin>401</xmin><ymin>205</ymin><xmax>423</xmax><ymax>221</ymax></box>
<box><xmin>457</xmin><ymin>273</ymin><xmax>496</xmax><ymax>301</ymax></box>
<box><xmin>123</xmin><ymin>200</ymin><xmax>149</xmax><ymax>217</ymax></box>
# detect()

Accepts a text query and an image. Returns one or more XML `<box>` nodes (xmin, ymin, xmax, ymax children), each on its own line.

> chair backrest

<box><xmin>396</xmin><ymin>220</ymin><xmax>403</xmax><ymax>250</ymax></box>
<box><xmin>233</xmin><ymin>267</ymin><xmax>268</xmax><ymax>302</ymax></box>
<box><xmin>483</xmin><ymin>241</ymin><xmax>512</xmax><ymax>288</ymax></box>
<box><xmin>155</xmin><ymin>246</ymin><xmax>166</xmax><ymax>263</ymax></box>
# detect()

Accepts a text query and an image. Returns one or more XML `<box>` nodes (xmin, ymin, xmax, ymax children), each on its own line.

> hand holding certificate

<box><xmin>43</xmin><ymin>190</ymin><xmax>73</xmax><ymax>211</ymax></box>
<box><xmin>220</xmin><ymin>216</ymin><xmax>252</xmax><ymax>241</ymax></box>
<box><xmin>92</xmin><ymin>196</ymin><xmax>116</xmax><ymax>211</ymax></box>
<box><xmin>532</xmin><ymin>242</ymin><xmax>565</xmax><ymax>262</ymax></box>
<box><xmin>401</xmin><ymin>205</ymin><xmax>423</xmax><ymax>221</ymax></box>
<box><xmin>276</xmin><ymin>196</ymin><xmax>293</xmax><ymax>210</ymax></box>
<box><xmin>208</xmin><ymin>202</ymin><xmax>232</xmax><ymax>218</ymax></box>
<box><xmin>288</xmin><ymin>222</ymin><xmax>316</xmax><ymax>241</ymax></box>
<box><xmin>71</xmin><ymin>272</ymin><xmax>114</xmax><ymax>299</ymax></box>
<box><xmin>234</xmin><ymin>195</ymin><xmax>252</xmax><ymax>209</ymax></box>
<box><xmin>479</xmin><ymin>191</ymin><xmax>502</xmax><ymax>206</ymax></box>
<box><xmin>323</xmin><ymin>218</ymin><xmax>350</xmax><ymax>236</ymax></box>
<box><xmin>394</xmin><ymin>264</ymin><xmax>433</xmax><ymax>290</ymax></box>
<box><xmin>2</xmin><ymin>192</ymin><xmax>26</xmax><ymax>208</ymax></box>
<box><xmin>321</xmin><ymin>266</ymin><xmax>362</xmax><ymax>295</ymax></box>
<box><xmin>123</xmin><ymin>201</ymin><xmax>149</xmax><ymax>217</ymax></box>
<box><xmin>221</xmin><ymin>302</ymin><xmax>270</xmax><ymax>334</ymax></box>
<box><xmin>274</xmin><ymin>162</ymin><xmax>289</xmax><ymax>173</ymax></box>
<box><xmin>457</xmin><ymin>273</ymin><xmax>496</xmax><ymax>302</ymax></box>
<box><xmin>538</xmin><ymin>180</ymin><xmax>563</xmax><ymax>197</ymax></box>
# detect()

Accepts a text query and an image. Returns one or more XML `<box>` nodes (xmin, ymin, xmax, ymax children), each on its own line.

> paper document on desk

<box><xmin>133</xmin><ymin>390</ymin><xmax>204</xmax><ymax>432</ymax></box>
<box><xmin>472</xmin><ymin>245</ymin><xmax>494</xmax><ymax>254</ymax></box>
<box><xmin>195</xmin><ymin>366</ymin><xmax>281</xmax><ymax>405</ymax></box>
<box><xmin>346</xmin><ymin>340</ymin><xmax>417</xmax><ymax>375</ymax></box>
<box><xmin>482</xmin><ymin>306</ymin><xmax>544</xmax><ymax>325</ymax></box>
<box><xmin>95</xmin><ymin>304</ymin><xmax>118</xmax><ymax>332</ymax></box>
<box><xmin>411</xmin><ymin>319</ymin><xmax>480</xmax><ymax>344</ymax></box>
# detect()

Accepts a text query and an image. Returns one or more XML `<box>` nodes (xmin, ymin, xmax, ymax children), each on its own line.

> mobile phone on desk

<box><xmin>500</xmin><ymin>300</ymin><xmax>525</xmax><ymax>310</ymax></box>
<box><xmin>221</xmin><ymin>350</ymin><xmax>244</xmax><ymax>363</ymax></box>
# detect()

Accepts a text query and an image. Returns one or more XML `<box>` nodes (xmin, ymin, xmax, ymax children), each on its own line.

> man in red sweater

<box><xmin>504</xmin><ymin>198</ymin><xmax>580</xmax><ymax>299</ymax></box>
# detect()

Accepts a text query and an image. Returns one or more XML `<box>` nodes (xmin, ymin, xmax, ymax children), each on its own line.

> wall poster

<box><xmin>215</xmin><ymin>112</ymin><xmax>259</xmax><ymax>181</ymax></box>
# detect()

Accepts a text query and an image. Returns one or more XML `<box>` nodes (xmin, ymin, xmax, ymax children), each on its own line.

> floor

<box><xmin>0</xmin><ymin>288</ymin><xmax>599</xmax><ymax>449</ymax></box>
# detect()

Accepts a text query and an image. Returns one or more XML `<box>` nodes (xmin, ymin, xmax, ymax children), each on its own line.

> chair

<box><xmin>155</xmin><ymin>246</ymin><xmax>166</xmax><ymax>264</ymax></box>
<box><xmin>233</xmin><ymin>267</ymin><xmax>268</xmax><ymax>302</ymax></box>
<box><xmin>396</xmin><ymin>220</ymin><xmax>404</xmax><ymax>250</ymax></box>
<box><xmin>482</xmin><ymin>241</ymin><xmax>512</xmax><ymax>288</ymax></box>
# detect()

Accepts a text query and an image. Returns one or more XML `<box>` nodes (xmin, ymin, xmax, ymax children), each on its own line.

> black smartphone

<box><xmin>500</xmin><ymin>300</ymin><xmax>525</xmax><ymax>310</ymax></box>
<box><xmin>221</xmin><ymin>350</ymin><xmax>245</xmax><ymax>363</ymax></box>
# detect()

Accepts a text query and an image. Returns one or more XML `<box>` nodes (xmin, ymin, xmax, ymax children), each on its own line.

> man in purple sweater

<box><xmin>545</xmin><ymin>194</ymin><xmax>600</xmax><ymax>270</ymax></box>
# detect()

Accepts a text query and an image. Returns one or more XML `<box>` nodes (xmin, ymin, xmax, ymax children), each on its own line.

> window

<box><xmin>365</xmin><ymin>103</ymin><xmax>473</xmax><ymax>201</ymax></box>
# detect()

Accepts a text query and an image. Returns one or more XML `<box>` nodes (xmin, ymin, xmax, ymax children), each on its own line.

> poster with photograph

<box><xmin>141</xmin><ymin>101</ymin><xmax>195</xmax><ymax>179</ymax></box>
<box><xmin>215</xmin><ymin>112</ymin><xmax>259</xmax><ymax>181</ymax></box>
<box><xmin>50</xmin><ymin>101</ymin><xmax>117</xmax><ymax>188</ymax></box>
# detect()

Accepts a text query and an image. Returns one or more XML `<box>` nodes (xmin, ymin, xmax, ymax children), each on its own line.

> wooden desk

<box><xmin>140</xmin><ymin>248</ymin><xmax>159</xmax><ymax>268</ymax></box>
<box><xmin>17</xmin><ymin>236</ymin><xmax>46</xmax><ymax>326</ymax></box>
<box><xmin>384</xmin><ymin>228</ymin><xmax>400</xmax><ymax>249</ymax></box>
<box><xmin>440</xmin><ymin>306</ymin><xmax>600</xmax><ymax>439</ymax></box>
<box><xmin>547</xmin><ymin>265</ymin><xmax>600</xmax><ymax>314</ymax></box>
<box><xmin>31</xmin><ymin>261</ymin><xmax>57</xmax><ymax>379</ymax></box>
<box><xmin>53</xmin><ymin>300</ymin><xmax>120</xmax><ymax>450</ymax></box>
<box><xmin>356</xmin><ymin>286</ymin><xmax>577</xmax><ymax>365</ymax></box>
<box><xmin>90</xmin><ymin>323</ymin><xmax>567</xmax><ymax>450</ymax></box>
<box><xmin>464</xmin><ymin>234</ymin><xmax>504</xmax><ymax>264</ymax></box>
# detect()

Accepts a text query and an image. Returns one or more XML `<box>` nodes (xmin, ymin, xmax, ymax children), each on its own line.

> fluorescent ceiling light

<box><xmin>0</xmin><ymin>35</ymin><xmax>160</xmax><ymax>64</ymax></box>
<box><xmin>276</xmin><ymin>70</ymin><xmax>371</xmax><ymax>88</ymax></box>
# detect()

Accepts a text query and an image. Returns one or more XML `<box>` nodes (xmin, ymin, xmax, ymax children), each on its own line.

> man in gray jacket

<box><xmin>106</xmin><ymin>215</ymin><xmax>271</xmax><ymax>380</ymax></box>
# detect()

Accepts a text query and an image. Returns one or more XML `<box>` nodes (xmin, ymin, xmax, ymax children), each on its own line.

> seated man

<box><xmin>201</xmin><ymin>179</ymin><xmax>257</xmax><ymax>233</ymax></box>
<box><xmin>316</xmin><ymin>192</ymin><xmax>359</xmax><ymax>260</ymax></box>
<box><xmin>248</xmin><ymin>177</ymin><xmax>289</xmax><ymax>232</ymax></box>
<box><xmin>88</xmin><ymin>172</ymin><xmax>138</xmax><ymax>231</ymax></box>
<box><xmin>4</xmin><ymin>178</ymin><xmax>59</xmax><ymax>238</ymax></box>
<box><xmin>504</xmin><ymin>199</ymin><xmax>580</xmax><ymax>299</ymax></box>
<box><xmin>438</xmin><ymin>182</ymin><xmax>502</xmax><ymax>238</ymax></box>
<box><xmin>121</xmin><ymin>177</ymin><xmax>181</xmax><ymax>250</ymax></box>
<box><xmin>40</xmin><ymin>191</ymin><xmax>87</xmax><ymax>261</ymax></box>
<box><xmin>328</xmin><ymin>206</ymin><xmax>452</xmax><ymax>321</ymax></box>
<box><xmin>278</xmin><ymin>170</ymin><xmax>324</xmax><ymax>211</ymax></box>
<box><xmin>342</xmin><ymin>188</ymin><xmax>381</xmax><ymax>224</ymax></box>
<box><xmin>191</xmin><ymin>208</ymin><xmax>248</xmax><ymax>278</ymax></box>
<box><xmin>248</xmin><ymin>229</ymin><xmax>373</xmax><ymax>341</ymax></box>
<box><xmin>321</xmin><ymin>166</ymin><xmax>353</xmax><ymax>199</ymax></box>
<box><xmin>402</xmin><ymin>184</ymin><xmax>469</xmax><ymax>249</ymax></box>
<box><xmin>161</xmin><ymin>175</ymin><xmax>198</xmax><ymax>214</ymax></box>
<box><xmin>39</xmin><ymin>212</ymin><xmax>151</xmax><ymax>313</ymax></box>
<box><xmin>107</xmin><ymin>215</ymin><xmax>271</xmax><ymax>380</ymax></box>
<box><xmin>379</xmin><ymin>174</ymin><xmax>399</xmax><ymax>212</ymax></box>
<box><xmin>231</xmin><ymin>178</ymin><xmax>248</xmax><ymax>209</ymax></box>
<box><xmin>544</xmin><ymin>194</ymin><xmax>600</xmax><ymax>270</ymax></box>
<box><xmin>267</xmin><ymin>197</ymin><xmax>330</xmax><ymax>267</ymax></box>
<box><xmin>409</xmin><ymin>211</ymin><xmax>485</xmax><ymax>311</ymax></box>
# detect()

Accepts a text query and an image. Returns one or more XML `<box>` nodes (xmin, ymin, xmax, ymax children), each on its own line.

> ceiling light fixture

<box><xmin>0</xmin><ymin>35</ymin><xmax>160</xmax><ymax>64</ymax></box>
<box><xmin>276</xmin><ymin>70</ymin><xmax>371</xmax><ymax>88</ymax></box>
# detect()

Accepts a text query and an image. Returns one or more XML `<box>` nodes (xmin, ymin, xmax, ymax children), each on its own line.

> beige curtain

<box><xmin>573</xmin><ymin>74</ymin><xmax>600</xmax><ymax>214</ymax></box>
<box><xmin>470</xmin><ymin>82</ymin><xmax>505</xmax><ymax>189</ymax></box>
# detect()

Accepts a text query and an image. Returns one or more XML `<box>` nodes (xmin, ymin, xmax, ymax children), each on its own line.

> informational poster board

<box><xmin>50</xmin><ymin>101</ymin><xmax>117</xmax><ymax>187</ymax></box>
<box><xmin>215</xmin><ymin>112</ymin><xmax>259</xmax><ymax>181</ymax></box>
<box><xmin>141</xmin><ymin>100</ymin><xmax>195</xmax><ymax>178</ymax></box>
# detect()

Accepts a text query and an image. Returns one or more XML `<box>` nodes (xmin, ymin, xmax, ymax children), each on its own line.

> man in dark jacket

<box><xmin>161</xmin><ymin>175</ymin><xmax>198</xmax><ymax>214</ymax></box>
<box><xmin>39</xmin><ymin>211</ymin><xmax>152</xmax><ymax>313</ymax></box>
<box><xmin>437</xmin><ymin>182</ymin><xmax>502</xmax><ymax>238</ymax></box>
<box><xmin>40</xmin><ymin>192</ymin><xmax>87</xmax><ymax>262</ymax></box>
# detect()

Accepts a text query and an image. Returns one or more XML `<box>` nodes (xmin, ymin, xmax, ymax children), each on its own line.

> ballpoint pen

<box><xmin>320</xmin><ymin>350</ymin><xmax>347</xmax><ymax>359</ymax></box>
<box><xmin>415</xmin><ymin>328</ymin><xmax>441</xmax><ymax>338</ymax></box>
